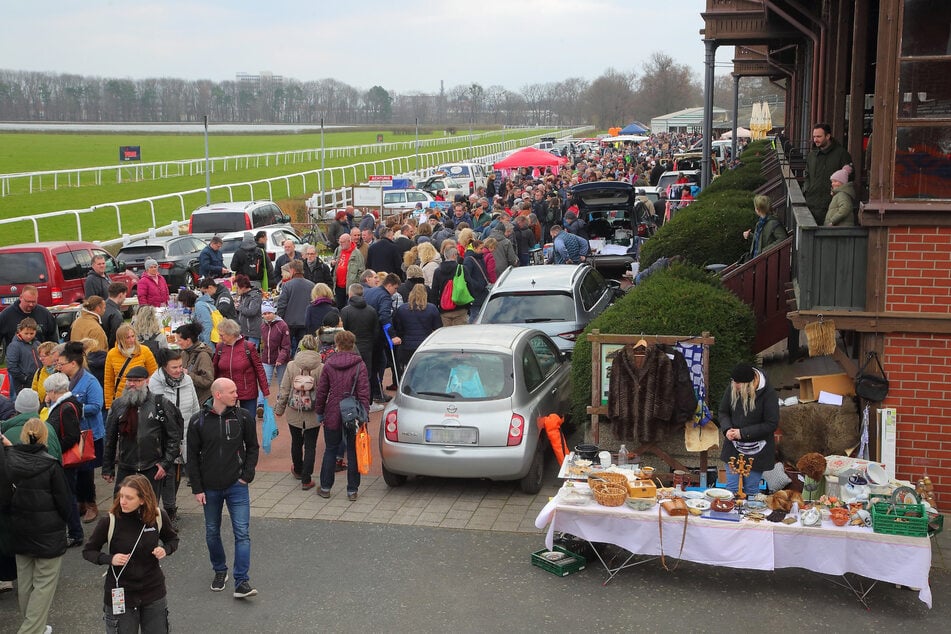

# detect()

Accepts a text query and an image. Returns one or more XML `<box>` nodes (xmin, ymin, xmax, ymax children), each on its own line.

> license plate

<box><xmin>1</xmin><ymin>296</ymin><xmax>17</xmax><ymax>305</ymax></box>
<box><xmin>425</xmin><ymin>427</ymin><xmax>477</xmax><ymax>444</ymax></box>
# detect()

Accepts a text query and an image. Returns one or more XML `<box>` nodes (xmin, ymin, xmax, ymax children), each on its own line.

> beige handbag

<box><xmin>684</xmin><ymin>421</ymin><xmax>720</xmax><ymax>452</ymax></box>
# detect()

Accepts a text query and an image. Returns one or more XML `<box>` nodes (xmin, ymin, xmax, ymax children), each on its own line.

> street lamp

<box><xmin>203</xmin><ymin>115</ymin><xmax>211</xmax><ymax>205</ymax></box>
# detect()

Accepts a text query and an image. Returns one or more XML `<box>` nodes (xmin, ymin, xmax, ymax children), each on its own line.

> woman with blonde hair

<box><xmin>305</xmin><ymin>282</ymin><xmax>339</xmax><ymax>337</ymax></box>
<box><xmin>31</xmin><ymin>341</ymin><xmax>59</xmax><ymax>404</ymax></box>
<box><xmin>392</xmin><ymin>283</ymin><xmax>440</xmax><ymax>374</ymax></box>
<box><xmin>717</xmin><ymin>363</ymin><xmax>779</xmax><ymax>498</ymax></box>
<box><xmin>70</xmin><ymin>295</ymin><xmax>108</xmax><ymax>351</ymax></box>
<box><xmin>2</xmin><ymin>417</ymin><xmax>72</xmax><ymax>634</ymax></box>
<box><xmin>456</xmin><ymin>227</ymin><xmax>475</xmax><ymax>258</ymax></box>
<box><xmin>104</xmin><ymin>324</ymin><xmax>158</xmax><ymax>409</ymax></box>
<box><xmin>130</xmin><ymin>305</ymin><xmax>168</xmax><ymax>359</ymax></box>
<box><xmin>402</xmin><ymin>245</ymin><xmax>419</xmax><ymax>272</ymax></box>
<box><xmin>83</xmin><ymin>473</ymin><xmax>179</xmax><ymax>633</ymax></box>
<box><xmin>416</xmin><ymin>241</ymin><xmax>441</xmax><ymax>288</ymax></box>
<box><xmin>81</xmin><ymin>337</ymin><xmax>107</xmax><ymax>387</ymax></box>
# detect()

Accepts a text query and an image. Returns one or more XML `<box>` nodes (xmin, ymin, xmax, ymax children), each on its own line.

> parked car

<box><xmin>217</xmin><ymin>226</ymin><xmax>305</xmax><ymax>270</ymax></box>
<box><xmin>569</xmin><ymin>181</ymin><xmax>645</xmax><ymax>274</ymax></box>
<box><xmin>188</xmin><ymin>200</ymin><xmax>290</xmax><ymax>237</ymax></box>
<box><xmin>117</xmin><ymin>235</ymin><xmax>208</xmax><ymax>290</ymax></box>
<box><xmin>474</xmin><ymin>264</ymin><xmax>618</xmax><ymax>355</ymax></box>
<box><xmin>382</xmin><ymin>188</ymin><xmax>434</xmax><ymax>213</ymax></box>
<box><xmin>416</xmin><ymin>174</ymin><xmax>468</xmax><ymax>201</ymax></box>
<box><xmin>0</xmin><ymin>241</ymin><xmax>137</xmax><ymax>308</ymax></box>
<box><xmin>434</xmin><ymin>162</ymin><xmax>490</xmax><ymax>194</ymax></box>
<box><xmin>654</xmin><ymin>170</ymin><xmax>701</xmax><ymax>197</ymax></box>
<box><xmin>379</xmin><ymin>325</ymin><xmax>571</xmax><ymax>494</ymax></box>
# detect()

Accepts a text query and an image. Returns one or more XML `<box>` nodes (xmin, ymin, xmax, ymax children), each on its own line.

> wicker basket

<box><xmin>588</xmin><ymin>471</ymin><xmax>628</xmax><ymax>489</ymax></box>
<box><xmin>593</xmin><ymin>483</ymin><xmax>627</xmax><ymax>507</ymax></box>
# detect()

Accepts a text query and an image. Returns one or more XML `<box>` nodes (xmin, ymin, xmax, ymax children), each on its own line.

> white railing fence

<box><xmin>0</xmin><ymin>126</ymin><xmax>593</xmax><ymax>245</ymax></box>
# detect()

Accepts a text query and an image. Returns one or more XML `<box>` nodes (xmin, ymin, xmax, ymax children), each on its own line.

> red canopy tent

<box><xmin>493</xmin><ymin>147</ymin><xmax>568</xmax><ymax>170</ymax></box>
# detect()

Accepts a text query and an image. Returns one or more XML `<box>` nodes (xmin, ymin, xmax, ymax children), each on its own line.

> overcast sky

<box><xmin>1</xmin><ymin>1</ymin><xmax>715</xmax><ymax>93</ymax></box>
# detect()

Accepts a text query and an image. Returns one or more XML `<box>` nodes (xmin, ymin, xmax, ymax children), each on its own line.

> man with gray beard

<box><xmin>101</xmin><ymin>366</ymin><xmax>182</xmax><ymax>500</ymax></box>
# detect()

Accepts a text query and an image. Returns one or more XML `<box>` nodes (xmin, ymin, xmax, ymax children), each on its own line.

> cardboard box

<box><xmin>796</xmin><ymin>373</ymin><xmax>855</xmax><ymax>402</ymax></box>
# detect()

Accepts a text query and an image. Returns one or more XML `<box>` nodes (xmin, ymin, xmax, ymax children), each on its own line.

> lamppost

<box><xmin>415</xmin><ymin>116</ymin><xmax>420</xmax><ymax>175</ymax></box>
<box><xmin>203</xmin><ymin>115</ymin><xmax>211</xmax><ymax>205</ymax></box>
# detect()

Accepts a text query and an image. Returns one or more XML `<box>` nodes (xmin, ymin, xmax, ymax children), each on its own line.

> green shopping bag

<box><xmin>450</xmin><ymin>264</ymin><xmax>474</xmax><ymax>306</ymax></box>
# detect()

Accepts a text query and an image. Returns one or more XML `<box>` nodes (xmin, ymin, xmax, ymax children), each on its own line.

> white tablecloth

<box><xmin>535</xmin><ymin>499</ymin><xmax>933</xmax><ymax>607</ymax></box>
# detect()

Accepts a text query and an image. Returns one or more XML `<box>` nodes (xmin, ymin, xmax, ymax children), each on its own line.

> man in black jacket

<box><xmin>84</xmin><ymin>254</ymin><xmax>111</xmax><ymax>300</ymax></box>
<box><xmin>0</xmin><ymin>286</ymin><xmax>58</xmax><ymax>349</ymax></box>
<box><xmin>103</xmin><ymin>282</ymin><xmax>128</xmax><ymax>349</ymax></box>
<box><xmin>102</xmin><ymin>367</ymin><xmax>182</xmax><ymax>500</ymax></box>
<box><xmin>365</xmin><ymin>226</ymin><xmax>405</xmax><ymax>280</ymax></box>
<box><xmin>301</xmin><ymin>245</ymin><xmax>332</xmax><ymax>285</ymax></box>
<box><xmin>187</xmin><ymin>378</ymin><xmax>260</xmax><ymax>599</ymax></box>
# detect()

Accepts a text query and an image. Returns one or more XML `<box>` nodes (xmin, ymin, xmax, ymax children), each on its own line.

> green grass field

<box><xmin>0</xmin><ymin>129</ymin><xmax>552</xmax><ymax>246</ymax></box>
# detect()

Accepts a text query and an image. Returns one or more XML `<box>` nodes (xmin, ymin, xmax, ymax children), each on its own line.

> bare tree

<box><xmin>632</xmin><ymin>53</ymin><xmax>703</xmax><ymax>121</ymax></box>
<box><xmin>584</xmin><ymin>68</ymin><xmax>637</xmax><ymax>129</ymax></box>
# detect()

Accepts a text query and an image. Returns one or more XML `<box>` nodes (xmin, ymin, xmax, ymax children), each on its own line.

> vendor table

<box><xmin>535</xmin><ymin>498</ymin><xmax>933</xmax><ymax>608</ymax></box>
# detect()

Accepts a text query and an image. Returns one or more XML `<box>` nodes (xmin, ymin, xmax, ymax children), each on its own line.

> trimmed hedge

<box><xmin>570</xmin><ymin>264</ymin><xmax>756</xmax><ymax>426</ymax></box>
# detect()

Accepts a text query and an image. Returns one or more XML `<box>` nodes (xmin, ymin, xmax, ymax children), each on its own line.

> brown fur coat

<box><xmin>607</xmin><ymin>345</ymin><xmax>697</xmax><ymax>443</ymax></box>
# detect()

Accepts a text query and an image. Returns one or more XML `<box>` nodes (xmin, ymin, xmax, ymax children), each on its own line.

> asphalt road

<box><xmin>1</xmin><ymin>515</ymin><xmax>947</xmax><ymax>633</ymax></box>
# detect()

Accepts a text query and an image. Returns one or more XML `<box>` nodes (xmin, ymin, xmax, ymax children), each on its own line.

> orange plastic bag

<box><xmin>356</xmin><ymin>424</ymin><xmax>372</xmax><ymax>475</ymax></box>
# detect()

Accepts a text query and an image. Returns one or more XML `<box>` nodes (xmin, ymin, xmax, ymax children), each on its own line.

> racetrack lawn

<box><xmin>0</xmin><ymin>129</ymin><xmax>548</xmax><ymax>245</ymax></box>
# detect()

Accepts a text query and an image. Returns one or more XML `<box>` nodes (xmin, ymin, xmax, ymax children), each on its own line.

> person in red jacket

<box><xmin>212</xmin><ymin>319</ymin><xmax>269</xmax><ymax>420</ymax></box>
<box><xmin>137</xmin><ymin>259</ymin><xmax>169</xmax><ymax>307</ymax></box>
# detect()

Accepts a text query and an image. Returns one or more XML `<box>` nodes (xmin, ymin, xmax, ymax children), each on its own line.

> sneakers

<box><xmin>369</xmin><ymin>402</ymin><xmax>385</xmax><ymax>413</ymax></box>
<box><xmin>211</xmin><ymin>571</ymin><xmax>228</xmax><ymax>592</ymax></box>
<box><xmin>316</xmin><ymin>488</ymin><xmax>331</xmax><ymax>499</ymax></box>
<box><xmin>0</xmin><ymin>580</ymin><xmax>13</xmax><ymax>593</ymax></box>
<box><xmin>290</xmin><ymin>468</ymin><xmax>302</xmax><ymax>480</ymax></box>
<box><xmin>82</xmin><ymin>506</ymin><xmax>99</xmax><ymax>523</ymax></box>
<box><xmin>256</xmin><ymin>405</ymin><xmax>264</xmax><ymax>419</ymax></box>
<box><xmin>234</xmin><ymin>581</ymin><xmax>258</xmax><ymax>599</ymax></box>
<box><xmin>301</xmin><ymin>481</ymin><xmax>315</xmax><ymax>491</ymax></box>
<box><xmin>44</xmin><ymin>626</ymin><xmax>52</xmax><ymax>634</ymax></box>
<box><xmin>373</xmin><ymin>394</ymin><xmax>392</xmax><ymax>403</ymax></box>
<box><xmin>335</xmin><ymin>459</ymin><xmax>347</xmax><ymax>472</ymax></box>
<box><xmin>347</xmin><ymin>492</ymin><xmax>358</xmax><ymax>502</ymax></box>
<box><xmin>66</xmin><ymin>537</ymin><xmax>83</xmax><ymax>548</ymax></box>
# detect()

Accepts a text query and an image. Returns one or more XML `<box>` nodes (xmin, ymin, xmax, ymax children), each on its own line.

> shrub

<box><xmin>570</xmin><ymin>265</ymin><xmax>756</xmax><ymax>426</ymax></box>
<box><xmin>640</xmin><ymin>190</ymin><xmax>756</xmax><ymax>267</ymax></box>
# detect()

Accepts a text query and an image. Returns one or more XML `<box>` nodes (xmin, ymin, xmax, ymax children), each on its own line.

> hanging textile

<box><xmin>674</xmin><ymin>342</ymin><xmax>707</xmax><ymax>404</ymax></box>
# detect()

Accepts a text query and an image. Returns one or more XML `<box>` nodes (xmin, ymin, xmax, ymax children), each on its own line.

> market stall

<box><xmin>534</xmin><ymin>491</ymin><xmax>933</xmax><ymax>608</ymax></box>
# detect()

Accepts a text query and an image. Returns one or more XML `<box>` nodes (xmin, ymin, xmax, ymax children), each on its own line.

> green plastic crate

<box><xmin>871</xmin><ymin>502</ymin><xmax>929</xmax><ymax>537</ymax></box>
<box><xmin>531</xmin><ymin>545</ymin><xmax>587</xmax><ymax>576</ymax></box>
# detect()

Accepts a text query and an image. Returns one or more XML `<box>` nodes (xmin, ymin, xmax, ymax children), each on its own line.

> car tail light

<box><xmin>557</xmin><ymin>329</ymin><xmax>583</xmax><ymax>342</ymax></box>
<box><xmin>188</xmin><ymin>217</ymin><xmax>193</xmax><ymax>233</ymax></box>
<box><xmin>245</xmin><ymin>216</ymin><xmax>252</xmax><ymax>230</ymax></box>
<box><xmin>51</xmin><ymin>287</ymin><xmax>63</xmax><ymax>301</ymax></box>
<box><xmin>159</xmin><ymin>262</ymin><xmax>173</xmax><ymax>269</ymax></box>
<box><xmin>507</xmin><ymin>414</ymin><xmax>525</xmax><ymax>446</ymax></box>
<box><xmin>384</xmin><ymin>410</ymin><xmax>399</xmax><ymax>442</ymax></box>
<box><xmin>267</xmin><ymin>251</ymin><xmax>275</xmax><ymax>260</ymax></box>
<box><xmin>468</xmin><ymin>180</ymin><xmax>475</xmax><ymax>193</ymax></box>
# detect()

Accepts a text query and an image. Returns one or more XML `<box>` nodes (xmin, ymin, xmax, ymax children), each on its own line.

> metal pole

<box><xmin>469</xmin><ymin>119</ymin><xmax>473</xmax><ymax>159</ymax></box>
<box><xmin>701</xmin><ymin>39</ymin><xmax>716</xmax><ymax>189</ymax></box>
<box><xmin>732</xmin><ymin>74</ymin><xmax>740</xmax><ymax>164</ymax></box>
<box><xmin>319</xmin><ymin>118</ymin><xmax>325</xmax><ymax>206</ymax></box>
<box><xmin>415</xmin><ymin>117</ymin><xmax>419</xmax><ymax>174</ymax></box>
<box><xmin>203</xmin><ymin>115</ymin><xmax>211</xmax><ymax>205</ymax></box>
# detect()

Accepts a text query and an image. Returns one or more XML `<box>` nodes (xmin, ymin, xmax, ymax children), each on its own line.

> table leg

<box><xmin>586</xmin><ymin>540</ymin><xmax>658</xmax><ymax>586</ymax></box>
<box><xmin>813</xmin><ymin>572</ymin><xmax>879</xmax><ymax>610</ymax></box>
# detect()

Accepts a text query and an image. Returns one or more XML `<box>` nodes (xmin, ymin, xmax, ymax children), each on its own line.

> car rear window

<box><xmin>0</xmin><ymin>252</ymin><xmax>49</xmax><ymax>285</ymax></box>
<box><xmin>191</xmin><ymin>212</ymin><xmax>248</xmax><ymax>233</ymax></box>
<box><xmin>117</xmin><ymin>246</ymin><xmax>165</xmax><ymax>261</ymax></box>
<box><xmin>220</xmin><ymin>238</ymin><xmax>243</xmax><ymax>256</ymax></box>
<box><xmin>439</xmin><ymin>165</ymin><xmax>471</xmax><ymax>178</ymax></box>
<box><xmin>480</xmin><ymin>292</ymin><xmax>575</xmax><ymax>324</ymax></box>
<box><xmin>404</xmin><ymin>351</ymin><xmax>513</xmax><ymax>401</ymax></box>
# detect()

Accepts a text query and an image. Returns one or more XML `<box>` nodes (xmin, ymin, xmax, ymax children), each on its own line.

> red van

<box><xmin>0</xmin><ymin>241</ymin><xmax>138</xmax><ymax>308</ymax></box>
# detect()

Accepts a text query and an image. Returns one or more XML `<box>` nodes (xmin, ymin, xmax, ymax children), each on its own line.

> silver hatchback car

<box><xmin>379</xmin><ymin>325</ymin><xmax>571</xmax><ymax>494</ymax></box>
<box><xmin>474</xmin><ymin>264</ymin><xmax>619</xmax><ymax>355</ymax></box>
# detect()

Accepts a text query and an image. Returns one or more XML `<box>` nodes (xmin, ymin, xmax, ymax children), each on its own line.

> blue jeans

<box><xmin>239</xmin><ymin>398</ymin><xmax>257</xmax><ymax>421</ymax></box>
<box><xmin>726</xmin><ymin>469</ymin><xmax>763</xmax><ymax>497</ymax></box>
<box><xmin>62</xmin><ymin>467</ymin><xmax>84</xmax><ymax>541</ymax></box>
<box><xmin>261</xmin><ymin>363</ymin><xmax>287</xmax><ymax>405</ymax></box>
<box><xmin>320</xmin><ymin>425</ymin><xmax>359</xmax><ymax>495</ymax></box>
<box><xmin>202</xmin><ymin>480</ymin><xmax>251</xmax><ymax>586</ymax></box>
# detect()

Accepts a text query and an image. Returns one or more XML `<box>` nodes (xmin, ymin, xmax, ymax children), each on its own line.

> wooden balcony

<box><xmin>703</xmin><ymin>0</ymin><xmax>801</xmax><ymax>45</ymax></box>
<box><xmin>722</xmin><ymin>236</ymin><xmax>793</xmax><ymax>352</ymax></box>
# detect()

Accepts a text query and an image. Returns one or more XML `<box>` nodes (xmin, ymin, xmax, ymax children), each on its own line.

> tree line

<box><xmin>0</xmin><ymin>53</ymin><xmax>782</xmax><ymax>127</ymax></box>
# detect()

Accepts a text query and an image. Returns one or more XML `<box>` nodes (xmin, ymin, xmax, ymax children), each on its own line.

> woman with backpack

<box><xmin>273</xmin><ymin>335</ymin><xmax>323</xmax><ymax>491</ymax></box>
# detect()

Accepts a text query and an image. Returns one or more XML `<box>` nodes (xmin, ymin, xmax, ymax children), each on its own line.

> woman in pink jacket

<box><xmin>212</xmin><ymin>318</ymin><xmax>269</xmax><ymax>420</ymax></box>
<box><xmin>137</xmin><ymin>258</ymin><xmax>170</xmax><ymax>307</ymax></box>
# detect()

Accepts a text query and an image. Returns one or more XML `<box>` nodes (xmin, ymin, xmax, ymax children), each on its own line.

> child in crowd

<box><xmin>6</xmin><ymin>317</ymin><xmax>40</xmax><ymax>397</ymax></box>
<box><xmin>260</xmin><ymin>300</ymin><xmax>291</xmax><ymax>410</ymax></box>
<box><xmin>31</xmin><ymin>340</ymin><xmax>59</xmax><ymax>405</ymax></box>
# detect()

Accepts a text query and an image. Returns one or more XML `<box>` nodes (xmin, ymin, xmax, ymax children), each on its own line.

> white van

<box><xmin>435</xmin><ymin>163</ymin><xmax>489</xmax><ymax>195</ymax></box>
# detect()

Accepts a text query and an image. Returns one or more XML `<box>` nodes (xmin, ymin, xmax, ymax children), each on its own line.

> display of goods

<box><xmin>587</xmin><ymin>471</ymin><xmax>627</xmax><ymax>489</ymax></box>
<box><xmin>871</xmin><ymin>502</ymin><xmax>929</xmax><ymax>537</ymax></box>
<box><xmin>531</xmin><ymin>546</ymin><xmax>587</xmax><ymax>576</ymax></box>
<box><xmin>592</xmin><ymin>483</ymin><xmax>627</xmax><ymax>507</ymax></box>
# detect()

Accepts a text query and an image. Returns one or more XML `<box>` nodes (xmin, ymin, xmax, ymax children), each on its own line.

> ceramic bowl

<box><xmin>866</xmin><ymin>462</ymin><xmax>888</xmax><ymax>486</ymax></box>
<box><xmin>830</xmin><ymin>507</ymin><xmax>851</xmax><ymax>526</ymax></box>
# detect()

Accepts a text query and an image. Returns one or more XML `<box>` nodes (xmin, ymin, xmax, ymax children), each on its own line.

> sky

<box><xmin>1</xmin><ymin>0</ymin><xmax>715</xmax><ymax>93</ymax></box>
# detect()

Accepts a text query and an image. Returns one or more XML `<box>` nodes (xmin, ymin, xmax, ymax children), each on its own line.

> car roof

<box><xmin>120</xmin><ymin>236</ymin><xmax>196</xmax><ymax>248</ymax></box>
<box><xmin>493</xmin><ymin>264</ymin><xmax>585</xmax><ymax>292</ymax></box>
<box><xmin>191</xmin><ymin>201</ymin><xmax>274</xmax><ymax>213</ymax></box>
<box><xmin>421</xmin><ymin>324</ymin><xmax>535</xmax><ymax>352</ymax></box>
<box><xmin>217</xmin><ymin>226</ymin><xmax>298</xmax><ymax>240</ymax></box>
<box><xmin>0</xmin><ymin>241</ymin><xmax>103</xmax><ymax>252</ymax></box>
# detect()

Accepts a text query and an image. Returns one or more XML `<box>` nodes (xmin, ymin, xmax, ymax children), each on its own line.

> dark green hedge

<box><xmin>570</xmin><ymin>265</ymin><xmax>756</xmax><ymax>426</ymax></box>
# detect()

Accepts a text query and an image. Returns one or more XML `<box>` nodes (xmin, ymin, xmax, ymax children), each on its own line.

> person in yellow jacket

<box><xmin>32</xmin><ymin>341</ymin><xmax>59</xmax><ymax>409</ymax></box>
<box><xmin>104</xmin><ymin>323</ymin><xmax>157</xmax><ymax>408</ymax></box>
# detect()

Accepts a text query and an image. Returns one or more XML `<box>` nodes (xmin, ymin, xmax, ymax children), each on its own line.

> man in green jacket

<box><xmin>0</xmin><ymin>389</ymin><xmax>61</xmax><ymax>460</ymax></box>
<box><xmin>803</xmin><ymin>123</ymin><xmax>853</xmax><ymax>224</ymax></box>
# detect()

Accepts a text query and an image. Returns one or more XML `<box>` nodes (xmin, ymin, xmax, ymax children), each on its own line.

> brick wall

<box><xmin>885</xmin><ymin>226</ymin><xmax>951</xmax><ymax>313</ymax></box>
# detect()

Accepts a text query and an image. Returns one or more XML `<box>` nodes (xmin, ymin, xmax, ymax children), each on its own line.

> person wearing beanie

<box><xmin>260</xmin><ymin>299</ymin><xmax>291</xmax><ymax>404</ymax></box>
<box><xmin>1</xmin><ymin>388</ymin><xmax>63</xmax><ymax>460</ymax></box>
<box><xmin>825</xmin><ymin>164</ymin><xmax>857</xmax><ymax>227</ymax></box>
<box><xmin>718</xmin><ymin>362</ymin><xmax>779</xmax><ymax>497</ymax></box>
<box><xmin>137</xmin><ymin>257</ymin><xmax>170</xmax><ymax>307</ymax></box>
